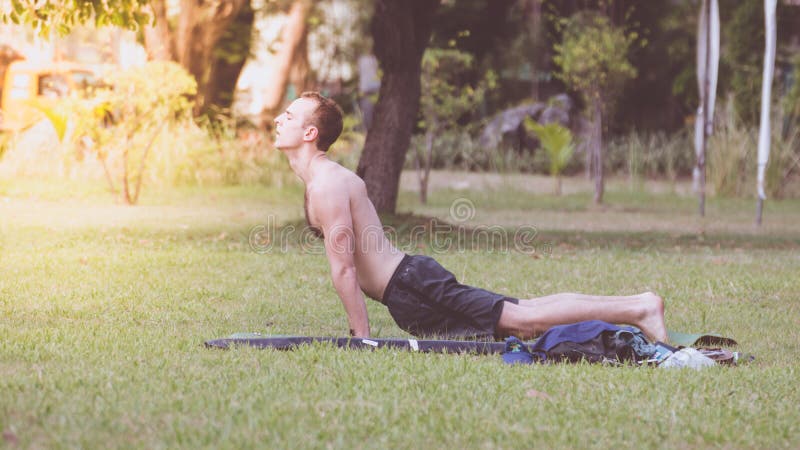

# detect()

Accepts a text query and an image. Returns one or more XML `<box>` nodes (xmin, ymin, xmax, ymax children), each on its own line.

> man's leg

<box><xmin>496</xmin><ymin>292</ymin><xmax>667</xmax><ymax>342</ymax></box>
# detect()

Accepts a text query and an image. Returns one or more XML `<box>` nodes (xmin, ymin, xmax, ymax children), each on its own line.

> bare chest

<box><xmin>304</xmin><ymin>190</ymin><xmax>324</xmax><ymax>238</ymax></box>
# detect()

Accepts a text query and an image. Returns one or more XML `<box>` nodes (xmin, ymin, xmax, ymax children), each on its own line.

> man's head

<box><xmin>273</xmin><ymin>92</ymin><xmax>343</xmax><ymax>152</ymax></box>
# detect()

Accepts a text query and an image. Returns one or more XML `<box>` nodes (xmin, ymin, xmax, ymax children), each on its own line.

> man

<box><xmin>273</xmin><ymin>92</ymin><xmax>667</xmax><ymax>342</ymax></box>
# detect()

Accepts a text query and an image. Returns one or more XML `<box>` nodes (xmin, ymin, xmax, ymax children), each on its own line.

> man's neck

<box><xmin>284</xmin><ymin>145</ymin><xmax>327</xmax><ymax>184</ymax></box>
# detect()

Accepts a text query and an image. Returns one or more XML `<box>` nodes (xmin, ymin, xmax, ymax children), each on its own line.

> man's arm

<box><xmin>309</xmin><ymin>186</ymin><xmax>370</xmax><ymax>337</ymax></box>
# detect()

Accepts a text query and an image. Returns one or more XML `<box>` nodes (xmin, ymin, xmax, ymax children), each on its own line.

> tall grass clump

<box><xmin>606</xmin><ymin>129</ymin><xmax>694</xmax><ymax>187</ymax></box>
<box><xmin>703</xmin><ymin>98</ymin><xmax>800</xmax><ymax>199</ymax></box>
<box><xmin>405</xmin><ymin>127</ymin><xmax>549</xmax><ymax>174</ymax></box>
<box><xmin>766</xmin><ymin>124</ymin><xmax>800</xmax><ymax>198</ymax></box>
<box><xmin>706</xmin><ymin>100</ymin><xmax>756</xmax><ymax>197</ymax></box>
<box><xmin>152</xmin><ymin>117</ymin><xmax>291</xmax><ymax>188</ymax></box>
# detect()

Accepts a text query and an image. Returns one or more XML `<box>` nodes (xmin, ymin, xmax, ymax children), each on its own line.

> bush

<box><xmin>524</xmin><ymin>120</ymin><xmax>574</xmax><ymax>195</ymax></box>
<box><xmin>0</xmin><ymin>62</ymin><xmax>293</xmax><ymax>198</ymax></box>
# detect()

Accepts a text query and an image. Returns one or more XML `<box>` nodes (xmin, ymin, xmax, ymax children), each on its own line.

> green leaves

<box><xmin>27</xmin><ymin>62</ymin><xmax>198</xmax><ymax>204</ymax></box>
<box><xmin>553</xmin><ymin>11</ymin><xmax>638</xmax><ymax>108</ymax></box>
<box><xmin>27</xmin><ymin>99</ymin><xmax>69</xmax><ymax>142</ymax></box>
<box><xmin>85</xmin><ymin>61</ymin><xmax>198</xmax><ymax>204</ymax></box>
<box><xmin>524</xmin><ymin>119</ymin><xmax>574</xmax><ymax>178</ymax></box>
<box><xmin>419</xmin><ymin>48</ymin><xmax>492</xmax><ymax>130</ymax></box>
<box><xmin>0</xmin><ymin>0</ymin><xmax>152</xmax><ymax>36</ymax></box>
<box><xmin>105</xmin><ymin>61</ymin><xmax>198</xmax><ymax>119</ymax></box>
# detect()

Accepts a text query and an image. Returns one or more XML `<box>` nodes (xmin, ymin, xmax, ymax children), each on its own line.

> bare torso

<box><xmin>305</xmin><ymin>160</ymin><xmax>406</xmax><ymax>301</ymax></box>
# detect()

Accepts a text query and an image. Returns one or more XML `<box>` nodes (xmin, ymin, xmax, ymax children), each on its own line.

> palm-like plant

<box><xmin>525</xmin><ymin>119</ymin><xmax>574</xmax><ymax>195</ymax></box>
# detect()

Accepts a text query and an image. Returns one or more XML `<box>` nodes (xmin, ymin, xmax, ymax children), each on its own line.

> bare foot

<box><xmin>637</xmin><ymin>292</ymin><xmax>668</xmax><ymax>343</ymax></box>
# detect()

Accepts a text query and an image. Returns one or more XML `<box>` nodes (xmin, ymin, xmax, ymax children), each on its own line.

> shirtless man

<box><xmin>273</xmin><ymin>92</ymin><xmax>667</xmax><ymax>342</ymax></box>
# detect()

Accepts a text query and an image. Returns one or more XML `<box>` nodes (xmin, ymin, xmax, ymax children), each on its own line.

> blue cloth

<box><xmin>501</xmin><ymin>336</ymin><xmax>535</xmax><ymax>365</ymax></box>
<box><xmin>528</xmin><ymin>320</ymin><xmax>656</xmax><ymax>361</ymax></box>
<box><xmin>501</xmin><ymin>321</ymin><xmax>657</xmax><ymax>365</ymax></box>
<box><xmin>529</xmin><ymin>320</ymin><xmax>634</xmax><ymax>352</ymax></box>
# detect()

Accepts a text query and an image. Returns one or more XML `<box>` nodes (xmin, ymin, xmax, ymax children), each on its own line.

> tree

<box><xmin>429</xmin><ymin>0</ymin><xmax>547</xmax><ymax>111</ymax></box>
<box><xmin>0</xmin><ymin>44</ymin><xmax>24</xmax><ymax>101</ymax></box>
<box><xmin>2</xmin><ymin>0</ymin><xmax>250</xmax><ymax>116</ymax></box>
<box><xmin>356</xmin><ymin>0</ymin><xmax>439</xmax><ymax>214</ymax></box>
<box><xmin>38</xmin><ymin>62</ymin><xmax>197</xmax><ymax>204</ymax></box>
<box><xmin>1</xmin><ymin>0</ymin><xmax>151</xmax><ymax>35</ymax></box>
<box><xmin>107</xmin><ymin>62</ymin><xmax>196</xmax><ymax>204</ymax></box>
<box><xmin>724</xmin><ymin>0</ymin><xmax>800</xmax><ymax>127</ymax></box>
<box><xmin>143</xmin><ymin>0</ymin><xmax>173</xmax><ymax>60</ymax></box>
<box><xmin>143</xmin><ymin>0</ymin><xmax>248</xmax><ymax>115</ymax></box>
<box><xmin>416</xmin><ymin>48</ymin><xmax>492</xmax><ymax>203</ymax></box>
<box><xmin>553</xmin><ymin>11</ymin><xmax>637</xmax><ymax>204</ymax></box>
<box><xmin>259</xmin><ymin>0</ymin><xmax>312</xmax><ymax>124</ymax></box>
<box><xmin>611</xmin><ymin>0</ymin><xmax>698</xmax><ymax>134</ymax></box>
<box><xmin>257</xmin><ymin>0</ymin><xmax>373</xmax><ymax>127</ymax></box>
<box><xmin>205</xmin><ymin>0</ymin><xmax>255</xmax><ymax>114</ymax></box>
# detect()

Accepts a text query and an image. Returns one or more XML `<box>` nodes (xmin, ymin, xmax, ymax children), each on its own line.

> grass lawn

<box><xmin>2</xmin><ymin>172</ymin><xmax>800</xmax><ymax>449</ymax></box>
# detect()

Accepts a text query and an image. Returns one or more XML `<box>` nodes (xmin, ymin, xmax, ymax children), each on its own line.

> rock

<box><xmin>479</xmin><ymin>94</ymin><xmax>576</xmax><ymax>154</ymax></box>
<box><xmin>479</xmin><ymin>102</ymin><xmax>544</xmax><ymax>150</ymax></box>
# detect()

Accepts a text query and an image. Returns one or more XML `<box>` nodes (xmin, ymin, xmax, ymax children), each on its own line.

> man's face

<box><xmin>273</xmin><ymin>98</ymin><xmax>317</xmax><ymax>150</ymax></box>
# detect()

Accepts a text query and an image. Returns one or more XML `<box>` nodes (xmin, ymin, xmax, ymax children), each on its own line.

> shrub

<box><xmin>554</xmin><ymin>10</ymin><xmax>639</xmax><ymax>203</ymax></box>
<box><xmin>415</xmin><ymin>48</ymin><xmax>494</xmax><ymax>202</ymax></box>
<box><xmin>524</xmin><ymin>119</ymin><xmax>574</xmax><ymax>195</ymax></box>
<box><xmin>0</xmin><ymin>62</ymin><xmax>293</xmax><ymax>199</ymax></box>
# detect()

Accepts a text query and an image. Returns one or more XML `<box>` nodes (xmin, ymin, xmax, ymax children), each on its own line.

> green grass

<box><xmin>2</xmin><ymin>174</ymin><xmax>800</xmax><ymax>449</ymax></box>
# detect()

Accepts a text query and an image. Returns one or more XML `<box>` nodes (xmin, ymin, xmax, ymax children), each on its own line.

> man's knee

<box><xmin>496</xmin><ymin>303</ymin><xmax>539</xmax><ymax>338</ymax></box>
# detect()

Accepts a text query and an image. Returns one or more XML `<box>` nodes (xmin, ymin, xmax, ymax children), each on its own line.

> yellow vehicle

<box><xmin>0</xmin><ymin>60</ymin><xmax>98</xmax><ymax>132</ymax></box>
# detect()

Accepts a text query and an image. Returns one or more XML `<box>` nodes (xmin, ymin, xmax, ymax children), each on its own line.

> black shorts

<box><xmin>381</xmin><ymin>254</ymin><xmax>519</xmax><ymax>340</ymax></box>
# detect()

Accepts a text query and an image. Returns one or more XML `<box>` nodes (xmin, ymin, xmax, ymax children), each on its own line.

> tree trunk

<box><xmin>260</xmin><ymin>0</ymin><xmax>312</xmax><ymax>125</ymax></box>
<box><xmin>356</xmin><ymin>0</ymin><xmax>439</xmax><ymax>214</ymax></box>
<box><xmin>122</xmin><ymin>138</ymin><xmax>132</xmax><ymax>205</ymax></box>
<box><xmin>417</xmin><ymin>127</ymin><xmax>435</xmax><ymax>204</ymax></box>
<box><xmin>0</xmin><ymin>45</ymin><xmax>23</xmax><ymax>105</ymax></box>
<box><xmin>583</xmin><ymin>122</ymin><xmax>592</xmax><ymax>180</ymax></box>
<box><xmin>592</xmin><ymin>96</ymin><xmax>604</xmax><ymax>204</ymax></box>
<box><xmin>143</xmin><ymin>0</ymin><xmax>248</xmax><ymax>115</ymax></box>
<box><xmin>413</xmin><ymin>138</ymin><xmax>424</xmax><ymax>203</ymax></box>
<box><xmin>175</xmin><ymin>0</ymin><xmax>246</xmax><ymax>115</ymax></box>
<box><xmin>204</xmin><ymin>0</ymin><xmax>255</xmax><ymax>114</ymax></box>
<box><xmin>288</xmin><ymin>30</ymin><xmax>313</xmax><ymax>96</ymax></box>
<box><xmin>143</xmin><ymin>0</ymin><xmax>175</xmax><ymax>61</ymax></box>
<box><xmin>523</xmin><ymin>0</ymin><xmax>543</xmax><ymax>100</ymax></box>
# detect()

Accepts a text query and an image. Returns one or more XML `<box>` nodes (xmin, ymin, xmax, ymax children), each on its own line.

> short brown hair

<box><xmin>301</xmin><ymin>91</ymin><xmax>344</xmax><ymax>152</ymax></box>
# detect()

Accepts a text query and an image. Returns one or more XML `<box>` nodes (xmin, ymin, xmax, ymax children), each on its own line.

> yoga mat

<box><xmin>205</xmin><ymin>334</ymin><xmax>508</xmax><ymax>354</ymax></box>
<box><xmin>667</xmin><ymin>330</ymin><xmax>738</xmax><ymax>347</ymax></box>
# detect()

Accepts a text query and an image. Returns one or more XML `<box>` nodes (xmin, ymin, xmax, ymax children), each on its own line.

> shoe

<box><xmin>697</xmin><ymin>348</ymin><xmax>735</xmax><ymax>365</ymax></box>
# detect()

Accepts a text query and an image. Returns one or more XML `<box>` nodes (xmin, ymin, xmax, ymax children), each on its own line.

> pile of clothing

<box><xmin>501</xmin><ymin>320</ymin><xmax>749</xmax><ymax>368</ymax></box>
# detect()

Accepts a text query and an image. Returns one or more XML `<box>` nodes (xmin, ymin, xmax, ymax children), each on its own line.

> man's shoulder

<box><xmin>311</xmin><ymin>163</ymin><xmax>366</xmax><ymax>193</ymax></box>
